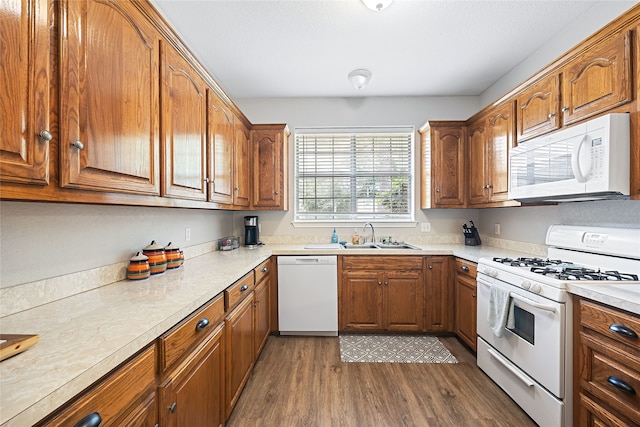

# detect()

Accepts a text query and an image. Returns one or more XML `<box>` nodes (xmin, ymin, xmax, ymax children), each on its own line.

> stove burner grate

<box><xmin>492</xmin><ymin>257</ymin><xmax>564</xmax><ymax>267</ymax></box>
<box><xmin>529</xmin><ymin>266</ymin><xmax>639</xmax><ymax>281</ymax></box>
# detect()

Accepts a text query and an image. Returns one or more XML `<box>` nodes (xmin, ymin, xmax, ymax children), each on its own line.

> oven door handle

<box><xmin>486</xmin><ymin>347</ymin><xmax>535</xmax><ymax>387</ymax></box>
<box><xmin>509</xmin><ymin>293</ymin><xmax>557</xmax><ymax>313</ymax></box>
<box><xmin>477</xmin><ymin>278</ymin><xmax>557</xmax><ymax>313</ymax></box>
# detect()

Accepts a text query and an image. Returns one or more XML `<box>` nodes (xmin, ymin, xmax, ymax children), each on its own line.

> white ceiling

<box><xmin>151</xmin><ymin>0</ymin><xmax>612</xmax><ymax>99</ymax></box>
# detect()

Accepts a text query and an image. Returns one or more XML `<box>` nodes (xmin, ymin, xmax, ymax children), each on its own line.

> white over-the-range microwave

<box><xmin>508</xmin><ymin>113</ymin><xmax>630</xmax><ymax>202</ymax></box>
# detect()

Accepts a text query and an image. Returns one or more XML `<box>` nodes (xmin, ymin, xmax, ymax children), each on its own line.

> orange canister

<box><xmin>127</xmin><ymin>252</ymin><xmax>150</xmax><ymax>280</ymax></box>
<box><xmin>143</xmin><ymin>240</ymin><xmax>167</xmax><ymax>275</ymax></box>
<box><xmin>165</xmin><ymin>242</ymin><xmax>181</xmax><ymax>269</ymax></box>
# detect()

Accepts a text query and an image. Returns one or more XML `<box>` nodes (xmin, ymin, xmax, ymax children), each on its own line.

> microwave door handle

<box><xmin>509</xmin><ymin>292</ymin><xmax>557</xmax><ymax>313</ymax></box>
<box><xmin>571</xmin><ymin>134</ymin><xmax>590</xmax><ymax>183</ymax></box>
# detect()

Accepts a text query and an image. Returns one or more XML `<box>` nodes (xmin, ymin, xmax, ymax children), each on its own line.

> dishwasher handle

<box><xmin>278</xmin><ymin>256</ymin><xmax>337</xmax><ymax>266</ymax></box>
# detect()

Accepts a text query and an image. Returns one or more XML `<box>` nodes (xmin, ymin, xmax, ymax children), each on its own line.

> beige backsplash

<box><xmin>0</xmin><ymin>236</ymin><xmax>546</xmax><ymax>318</ymax></box>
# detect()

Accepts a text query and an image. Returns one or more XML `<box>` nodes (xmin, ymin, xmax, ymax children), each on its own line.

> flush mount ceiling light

<box><xmin>361</xmin><ymin>0</ymin><xmax>394</xmax><ymax>12</ymax></box>
<box><xmin>348</xmin><ymin>69</ymin><xmax>372</xmax><ymax>90</ymax></box>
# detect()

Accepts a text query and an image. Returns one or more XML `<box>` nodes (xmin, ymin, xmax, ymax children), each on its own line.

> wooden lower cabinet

<box><xmin>424</xmin><ymin>256</ymin><xmax>451</xmax><ymax>332</ymax></box>
<box><xmin>225</xmin><ymin>292</ymin><xmax>255</xmax><ymax>418</ymax></box>
<box><xmin>159</xmin><ymin>321</ymin><xmax>225</xmax><ymax>427</ymax></box>
<box><xmin>574</xmin><ymin>296</ymin><xmax>640</xmax><ymax>426</ymax></box>
<box><xmin>37</xmin><ymin>345</ymin><xmax>157</xmax><ymax>426</ymax></box>
<box><xmin>254</xmin><ymin>273</ymin><xmax>271</xmax><ymax>358</ymax></box>
<box><xmin>340</xmin><ymin>256</ymin><xmax>424</xmax><ymax>332</ymax></box>
<box><xmin>454</xmin><ymin>258</ymin><xmax>477</xmax><ymax>351</ymax></box>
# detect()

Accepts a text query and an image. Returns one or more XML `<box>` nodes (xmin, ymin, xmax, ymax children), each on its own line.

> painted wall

<box><xmin>0</xmin><ymin>201</ymin><xmax>234</xmax><ymax>288</ymax></box>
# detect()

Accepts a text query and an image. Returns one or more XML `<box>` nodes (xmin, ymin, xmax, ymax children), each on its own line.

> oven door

<box><xmin>477</xmin><ymin>275</ymin><xmax>566</xmax><ymax>398</ymax></box>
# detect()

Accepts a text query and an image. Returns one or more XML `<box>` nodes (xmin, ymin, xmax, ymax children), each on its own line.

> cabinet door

<box><xmin>341</xmin><ymin>270</ymin><xmax>384</xmax><ymax>331</ymax></box>
<box><xmin>252</xmin><ymin>129</ymin><xmax>284</xmax><ymax>209</ymax></box>
<box><xmin>0</xmin><ymin>0</ymin><xmax>50</xmax><ymax>186</ymax></box>
<box><xmin>424</xmin><ymin>256</ymin><xmax>451</xmax><ymax>332</ymax></box>
<box><xmin>119</xmin><ymin>391</ymin><xmax>158</xmax><ymax>427</ymax></box>
<box><xmin>161</xmin><ymin>42</ymin><xmax>207</xmax><ymax>201</ymax></box>
<box><xmin>432</xmin><ymin>125</ymin><xmax>466</xmax><ymax>207</ymax></box>
<box><xmin>384</xmin><ymin>270</ymin><xmax>424</xmax><ymax>331</ymax></box>
<box><xmin>160</xmin><ymin>322</ymin><xmax>225</xmax><ymax>427</ymax></box>
<box><xmin>562</xmin><ymin>30</ymin><xmax>632</xmax><ymax>125</ymax></box>
<box><xmin>486</xmin><ymin>103</ymin><xmax>514</xmax><ymax>203</ymax></box>
<box><xmin>59</xmin><ymin>0</ymin><xmax>160</xmax><ymax>195</ymax></box>
<box><xmin>254</xmin><ymin>276</ymin><xmax>271</xmax><ymax>359</ymax></box>
<box><xmin>225</xmin><ymin>293</ymin><xmax>255</xmax><ymax>417</ymax></box>
<box><xmin>516</xmin><ymin>73</ymin><xmax>561</xmax><ymax>142</ymax></box>
<box><xmin>207</xmin><ymin>91</ymin><xmax>234</xmax><ymax>204</ymax></box>
<box><xmin>466</xmin><ymin>119</ymin><xmax>488</xmax><ymax>205</ymax></box>
<box><xmin>455</xmin><ymin>273</ymin><xmax>477</xmax><ymax>351</ymax></box>
<box><xmin>234</xmin><ymin>120</ymin><xmax>251</xmax><ymax>207</ymax></box>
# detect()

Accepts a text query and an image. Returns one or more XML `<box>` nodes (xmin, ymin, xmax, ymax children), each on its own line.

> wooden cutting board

<box><xmin>0</xmin><ymin>334</ymin><xmax>39</xmax><ymax>361</ymax></box>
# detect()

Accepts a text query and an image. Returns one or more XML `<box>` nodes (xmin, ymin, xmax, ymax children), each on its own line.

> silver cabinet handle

<box><xmin>436</xmin><ymin>188</ymin><xmax>441</xmax><ymax>193</ymax></box>
<box><xmin>561</xmin><ymin>106</ymin><xmax>569</xmax><ymax>112</ymax></box>
<box><xmin>72</xmin><ymin>140</ymin><xmax>84</xmax><ymax>150</ymax></box>
<box><xmin>39</xmin><ymin>130</ymin><xmax>53</xmax><ymax>141</ymax></box>
<box><xmin>548</xmin><ymin>113</ymin><xmax>555</xmax><ymax>119</ymax></box>
<box><xmin>195</xmin><ymin>318</ymin><xmax>209</xmax><ymax>331</ymax></box>
<box><xmin>262</xmin><ymin>267</ymin><xmax>268</xmax><ymax>273</ymax></box>
<box><xmin>428</xmin><ymin>265</ymin><xmax>433</xmax><ymax>269</ymax></box>
<box><xmin>240</xmin><ymin>284</ymin><xmax>248</xmax><ymax>291</ymax></box>
<box><xmin>461</xmin><ymin>265</ymin><xmax>470</xmax><ymax>272</ymax></box>
<box><xmin>204</xmin><ymin>177</ymin><xmax>210</xmax><ymax>183</ymax></box>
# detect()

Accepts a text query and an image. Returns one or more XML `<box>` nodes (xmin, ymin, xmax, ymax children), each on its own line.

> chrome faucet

<box><xmin>363</xmin><ymin>222</ymin><xmax>375</xmax><ymax>244</ymax></box>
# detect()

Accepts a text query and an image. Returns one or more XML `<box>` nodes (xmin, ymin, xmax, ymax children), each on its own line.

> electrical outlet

<box><xmin>420</xmin><ymin>223</ymin><xmax>431</xmax><ymax>232</ymax></box>
<box><xmin>185</xmin><ymin>227</ymin><xmax>191</xmax><ymax>242</ymax></box>
<box><xmin>494</xmin><ymin>223</ymin><xmax>501</xmax><ymax>235</ymax></box>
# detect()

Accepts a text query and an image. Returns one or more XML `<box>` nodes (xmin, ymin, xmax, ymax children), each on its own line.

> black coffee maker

<box><xmin>244</xmin><ymin>216</ymin><xmax>259</xmax><ymax>247</ymax></box>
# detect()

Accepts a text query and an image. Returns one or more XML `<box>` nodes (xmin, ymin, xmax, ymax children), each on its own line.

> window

<box><xmin>295</xmin><ymin>127</ymin><xmax>414</xmax><ymax>222</ymax></box>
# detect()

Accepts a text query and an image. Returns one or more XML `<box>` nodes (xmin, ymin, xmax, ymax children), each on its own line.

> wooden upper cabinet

<box><xmin>486</xmin><ymin>102</ymin><xmax>515</xmax><ymax>203</ymax></box>
<box><xmin>59</xmin><ymin>0</ymin><xmax>160</xmax><ymax>195</ymax></box>
<box><xmin>234</xmin><ymin>119</ymin><xmax>251</xmax><ymax>207</ymax></box>
<box><xmin>420</xmin><ymin>121</ymin><xmax>466</xmax><ymax>208</ymax></box>
<box><xmin>0</xmin><ymin>0</ymin><xmax>50</xmax><ymax>186</ymax></box>
<box><xmin>207</xmin><ymin>91</ymin><xmax>234</xmax><ymax>204</ymax></box>
<box><xmin>251</xmin><ymin>124</ymin><xmax>290</xmax><ymax>210</ymax></box>
<box><xmin>516</xmin><ymin>73</ymin><xmax>561</xmax><ymax>142</ymax></box>
<box><xmin>466</xmin><ymin>118</ymin><xmax>488</xmax><ymax>205</ymax></box>
<box><xmin>561</xmin><ymin>30</ymin><xmax>632</xmax><ymax>126</ymax></box>
<box><xmin>161</xmin><ymin>42</ymin><xmax>207</xmax><ymax>201</ymax></box>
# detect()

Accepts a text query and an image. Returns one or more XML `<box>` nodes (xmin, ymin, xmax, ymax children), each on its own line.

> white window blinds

<box><xmin>295</xmin><ymin>128</ymin><xmax>414</xmax><ymax>221</ymax></box>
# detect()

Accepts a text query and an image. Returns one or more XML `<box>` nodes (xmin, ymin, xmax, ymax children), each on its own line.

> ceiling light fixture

<box><xmin>348</xmin><ymin>69</ymin><xmax>372</xmax><ymax>90</ymax></box>
<box><xmin>361</xmin><ymin>0</ymin><xmax>394</xmax><ymax>12</ymax></box>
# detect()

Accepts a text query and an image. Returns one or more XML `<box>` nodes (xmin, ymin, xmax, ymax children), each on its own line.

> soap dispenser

<box><xmin>331</xmin><ymin>228</ymin><xmax>339</xmax><ymax>243</ymax></box>
<box><xmin>352</xmin><ymin>228</ymin><xmax>360</xmax><ymax>245</ymax></box>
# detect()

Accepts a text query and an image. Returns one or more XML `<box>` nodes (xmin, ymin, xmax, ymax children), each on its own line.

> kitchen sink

<box><xmin>341</xmin><ymin>243</ymin><xmax>421</xmax><ymax>250</ymax></box>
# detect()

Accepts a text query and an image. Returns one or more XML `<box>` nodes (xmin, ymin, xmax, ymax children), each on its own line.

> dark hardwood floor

<box><xmin>227</xmin><ymin>335</ymin><xmax>536</xmax><ymax>427</ymax></box>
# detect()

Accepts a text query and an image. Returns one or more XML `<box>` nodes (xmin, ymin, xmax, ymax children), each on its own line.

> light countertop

<box><xmin>1</xmin><ymin>242</ymin><xmax>637</xmax><ymax>425</ymax></box>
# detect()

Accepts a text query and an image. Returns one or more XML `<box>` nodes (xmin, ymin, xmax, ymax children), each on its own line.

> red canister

<box><xmin>127</xmin><ymin>252</ymin><xmax>150</xmax><ymax>280</ymax></box>
<box><xmin>143</xmin><ymin>240</ymin><xmax>167</xmax><ymax>275</ymax></box>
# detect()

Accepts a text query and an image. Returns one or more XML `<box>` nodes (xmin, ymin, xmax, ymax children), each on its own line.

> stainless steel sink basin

<box><xmin>341</xmin><ymin>243</ymin><xmax>421</xmax><ymax>250</ymax></box>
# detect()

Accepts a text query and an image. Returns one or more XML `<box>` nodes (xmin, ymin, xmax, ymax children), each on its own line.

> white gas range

<box><xmin>476</xmin><ymin>224</ymin><xmax>640</xmax><ymax>427</ymax></box>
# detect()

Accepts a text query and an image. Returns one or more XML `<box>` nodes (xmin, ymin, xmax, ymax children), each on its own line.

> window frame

<box><xmin>293</xmin><ymin>126</ymin><xmax>415</xmax><ymax>225</ymax></box>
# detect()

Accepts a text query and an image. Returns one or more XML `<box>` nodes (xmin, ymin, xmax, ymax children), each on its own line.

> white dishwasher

<box><xmin>277</xmin><ymin>255</ymin><xmax>338</xmax><ymax>336</ymax></box>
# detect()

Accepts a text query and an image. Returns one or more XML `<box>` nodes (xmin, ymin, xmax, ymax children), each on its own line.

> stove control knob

<box><xmin>521</xmin><ymin>280</ymin><xmax>531</xmax><ymax>290</ymax></box>
<box><xmin>483</xmin><ymin>268</ymin><xmax>497</xmax><ymax>278</ymax></box>
<box><xmin>530</xmin><ymin>283</ymin><xmax>542</xmax><ymax>294</ymax></box>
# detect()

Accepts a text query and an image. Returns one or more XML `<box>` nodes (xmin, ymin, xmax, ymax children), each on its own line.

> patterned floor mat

<box><xmin>339</xmin><ymin>334</ymin><xmax>458</xmax><ymax>364</ymax></box>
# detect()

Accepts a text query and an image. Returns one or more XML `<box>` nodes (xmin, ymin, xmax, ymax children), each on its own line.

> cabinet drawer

<box><xmin>254</xmin><ymin>258</ymin><xmax>271</xmax><ymax>285</ymax></box>
<box><xmin>580</xmin><ymin>333</ymin><xmax>640</xmax><ymax>422</ymax></box>
<box><xmin>342</xmin><ymin>256</ymin><xmax>423</xmax><ymax>270</ymax></box>
<box><xmin>455</xmin><ymin>258</ymin><xmax>477</xmax><ymax>278</ymax></box>
<box><xmin>580</xmin><ymin>299</ymin><xmax>640</xmax><ymax>351</ymax></box>
<box><xmin>41</xmin><ymin>345</ymin><xmax>156</xmax><ymax>426</ymax></box>
<box><xmin>225</xmin><ymin>271</ymin><xmax>255</xmax><ymax>310</ymax></box>
<box><xmin>159</xmin><ymin>294</ymin><xmax>224</xmax><ymax>372</ymax></box>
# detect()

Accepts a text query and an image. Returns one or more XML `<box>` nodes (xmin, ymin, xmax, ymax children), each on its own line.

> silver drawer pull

<box><xmin>195</xmin><ymin>318</ymin><xmax>209</xmax><ymax>331</ymax></box>
<box><xmin>240</xmin><ymin>284</ymin><xmax>248</xmax><ymax>291</ymax></box>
